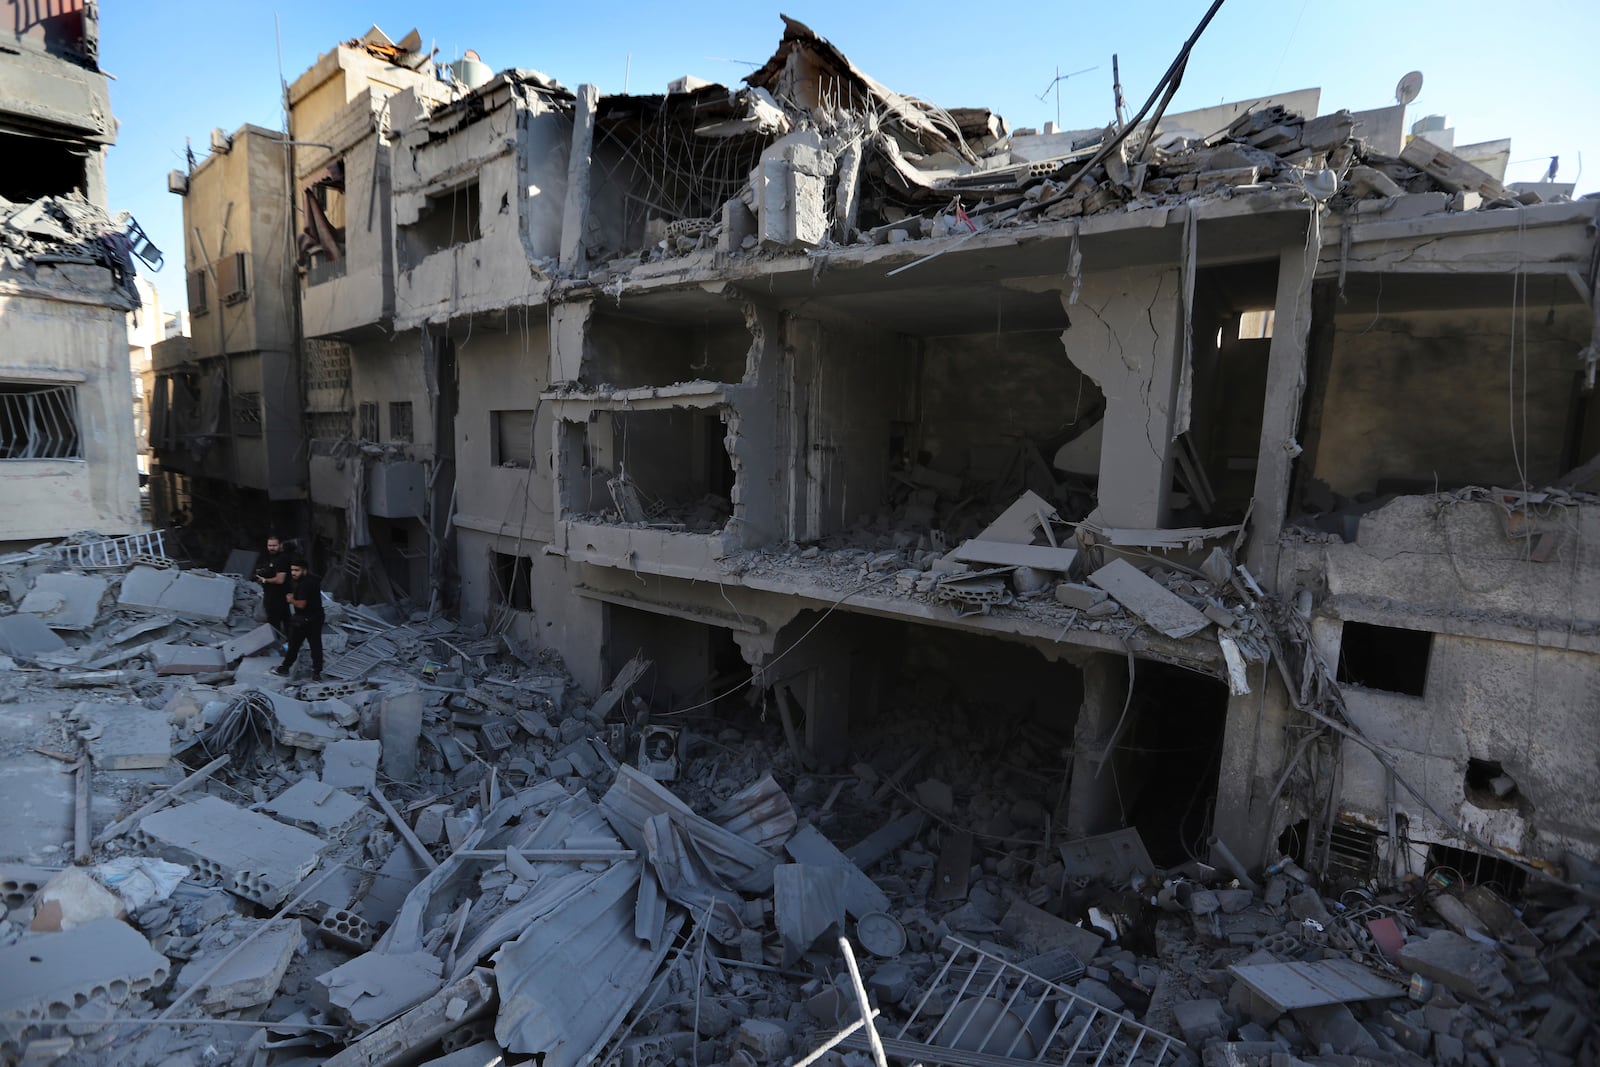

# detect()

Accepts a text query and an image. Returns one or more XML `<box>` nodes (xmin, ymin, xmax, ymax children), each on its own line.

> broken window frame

<box><xmin>0</xmin><ymin>382</ymin><xmax>83</xmax><ymax>460</ymax></box>
<box><xmin>358</xmin><ymin>401</ymin><xmax>380</xmax><ymax>443</ymax></box>
<box><xmin>388</xmin><ymin>401</ymin><xmax>414</xmax><ymax>444</ymax></box>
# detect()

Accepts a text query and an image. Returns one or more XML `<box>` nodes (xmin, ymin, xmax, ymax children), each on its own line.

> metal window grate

<box><xmin>845</xmin><ymin>938</ymin><xmax>1185</xmax><ymax>1067</ymax></box>
<box><xmin>230</xmin><ymin>392</ymin><xmax>263</xmax><ymax>436</ymax></box>
<box><xmin>0</xmin><ymin>384</ymin><xmax>82</xmax><ymax>460</ymax></box>
<box><xmin>389</xmin><ymin>401</ymin><xmax>413</xmax><ymax>443</ymax></box>
<box><xmin>358</xmin><ymin>402</ymin><xmax>379</xmax><ymax>442</ymax></box>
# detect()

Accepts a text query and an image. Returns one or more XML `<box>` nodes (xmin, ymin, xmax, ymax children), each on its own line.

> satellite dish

<box><xmin>1395</xmin><ymin>71</ymin><xmax>1424</xmax><ymax>107</ymax></box>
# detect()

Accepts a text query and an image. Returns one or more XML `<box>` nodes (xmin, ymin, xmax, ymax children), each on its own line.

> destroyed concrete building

<box><xmin>0</xmin><ymin>0</ymin><xmax>154</xmax><ymax>547</ymax></box>
<box><xmin>9</xmin><ymin>11</ymin><xmax>1599</xmax><ymax>1067</ymax></box>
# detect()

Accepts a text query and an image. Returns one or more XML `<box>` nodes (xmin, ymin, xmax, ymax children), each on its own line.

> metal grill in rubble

<box><xmin>848</xmin><ymin>938</ymin><xmax>1185</xmax><ymax>1067</ymax></box>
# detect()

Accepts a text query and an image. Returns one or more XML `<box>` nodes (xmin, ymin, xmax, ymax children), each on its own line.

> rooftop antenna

<box><xmin>624</xmin><ymin>52</ymin><xmax>631</xmax><ymax>94</ymax></box>
<box><xmin>1038</xmin><ymin>64</ymin><xmax>1098</xmax><ymax>130</ymax></box>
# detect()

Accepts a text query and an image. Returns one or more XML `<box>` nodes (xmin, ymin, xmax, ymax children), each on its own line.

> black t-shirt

<box><xmin>259</xmin><ymin>551</ymin><xmax>290</xmax><ymax>582</ymax></box>
<box><xmin>289</xmin><ymin>572</ymin><xmax>324</xmax><ymax>621</ymax></box>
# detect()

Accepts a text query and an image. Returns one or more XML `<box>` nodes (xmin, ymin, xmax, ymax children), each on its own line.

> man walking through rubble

<box><xmin>255</xmin><ymin>534</ymin><xmax>291</xmax><ymax>644</ymax></box>
<box><xmin>272</xmin><ymin>558</ymin><xmax>324</xmax><ymax>681</ymax></box>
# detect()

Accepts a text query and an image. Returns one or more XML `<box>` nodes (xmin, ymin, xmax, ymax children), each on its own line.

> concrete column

<box><xmin>1065</xmin><ymin>267</ymin><xmax>1184</xmax><ymax>528</ymax></box>
<box><xmin>1210</xmin><ymin>665</ymin><xmax>1297</xmax><ymax>869</ymax></box>
<box><xmin>1066</xmin><ymin>652</ymin><xmax>1129</xmax><ymax>838</ymax></box>
<box><xmin>558</xmin><ymin>84</ymin><xmax>598</xmax><ymax>274</ymax></box>
<box><xmin>1245</xmin><ymin>237</ymin><xmax>1318</xmax><ymax>586</ymax></box>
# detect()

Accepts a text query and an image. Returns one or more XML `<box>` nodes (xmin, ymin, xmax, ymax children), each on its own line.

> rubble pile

<box><xmin>1</xmin><ymin>530</ymin><xmax>1596</xmax><ymax>1067</ymax></box>
<box><xmin>0</xmin><ymin>192</ymin><xmax>144</xmax><ymax>298</ymax></box>
<box><xmin>595</xmin><ymin>18</ymin><xmax>1562</xmax><ymax>274</ymax></box>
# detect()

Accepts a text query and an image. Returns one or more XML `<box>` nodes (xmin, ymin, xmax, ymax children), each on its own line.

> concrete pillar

<box><xmin>1210</xmin><ymin>665</ymin><xmax>1298</xmax><ymax>869</ymax></box>
<box><xmin>1064</xmin><ymin>267</ymin><xmax>1184</xmax><ymax>528</ymax></box>
<box><xmin>558</xmin><ymin>84</ymin><xmax>598</xmax><ymax>274</ymax></box>
<box><xmin>1245</xmin><ymin>236</ymin><xmax>1318</xmax><ymax>586</ymax></box>
<box><xmin>1066</xmin><ymin>652</ymin><xmax>1129</xmax><ymax>838</ymax></box>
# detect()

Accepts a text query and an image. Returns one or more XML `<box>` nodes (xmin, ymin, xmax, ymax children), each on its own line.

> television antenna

<box><xmin>1038</xmin><ymin>65</ymin><xmax>1099</xmax><ymax>129</ymax></box>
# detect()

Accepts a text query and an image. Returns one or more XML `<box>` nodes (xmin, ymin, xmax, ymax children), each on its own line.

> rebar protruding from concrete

<box><xmin>838</xmin><ymin>936</ymin><xmax>889</xmax><ymax>1067</ymax></box>
<box><xmin>794</xmin><ymin>1007</ymin><xmax>882</xmax><ymax>1067</ymax></box>
<box><xmin>1207</xmin><ymin>835</ymin><xmax>1260</xmax><ymax>892</ymax></box>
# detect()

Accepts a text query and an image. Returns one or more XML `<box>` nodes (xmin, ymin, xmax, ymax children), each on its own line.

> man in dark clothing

<box><xmin>255</xmin><ymin>535</ymin><xmax>292</xmax><ymax>640</ymax></box>
<box><xmin>272</xmin><ymin>559</ymin><xmax>324</xmax><ymax>681</ymax></box>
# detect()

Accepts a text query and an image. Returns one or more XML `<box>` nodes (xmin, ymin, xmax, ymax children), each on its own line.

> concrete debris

<box><xmin>5</xmin><ymin>16</ymin><xmax>1600</xmax><ymax>1066</ymax></box>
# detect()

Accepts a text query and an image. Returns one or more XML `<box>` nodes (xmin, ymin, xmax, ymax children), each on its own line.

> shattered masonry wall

<box><xmin>1280</xmin><ymin>496</ymin><xmax>1600</xmax><ymax>865</ymax></box>
<box><xmin>1307</xmin><ymin>302</ymin><xmax>1590</xmax><ymax>496</ymax></box>
<box><xmin>390</xmin><ymin>85</ymin><xmax>569</xmax><ymax>329</ymax></box>
<box><xmin>1063</xmin><ymin>267</ymin><xmax>1185</xmax><ymax>528</ymax></box>
<box><xmin>0</xmin><ymin>282</ymin><xmax>141</xmax><ymax>543</ymax></box>
<box><xmin>301</xmin><ymin>132</ymin><xmax>391</xmax><ymax>338</ymax></box>
<box><xmin>782</xmin><ymin>315</ymin><xmax>906</xmax><ymax>541</ymax></box>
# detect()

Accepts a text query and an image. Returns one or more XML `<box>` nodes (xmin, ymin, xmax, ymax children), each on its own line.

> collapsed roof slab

<box><xmin>586</xmin><ymin>191</ymin><xmax>1314</xmax><ymax>308</ymax></box>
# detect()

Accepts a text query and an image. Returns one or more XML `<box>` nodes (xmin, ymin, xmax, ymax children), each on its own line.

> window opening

<box><xmin>0</xmin><ymin>383</ymin><xmax>82</xmax><ymax>459</ymax></box>
<box><xmin>1335</xmin><ymin>621</ymin><xmax>1431</xmax><ymax>696</ymax></box>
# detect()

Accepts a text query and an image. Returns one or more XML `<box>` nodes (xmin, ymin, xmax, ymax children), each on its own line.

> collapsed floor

<box><xmin>0</xmin><ymin>531</ymin><xmax>1596</xmax><ymax>1067</ymax></box>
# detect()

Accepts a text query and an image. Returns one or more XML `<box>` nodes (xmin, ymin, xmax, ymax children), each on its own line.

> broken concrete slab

<box><xmin>1001</xmin><ymin>897</ymin><xmax>1103</xmax><ymax>963</ymax></box>
<box><xmin>0</xmin><ymin>614</ymin><xmax>68</xmax><ymax>658</ymax></box>
<box><xmin>1088</xmin><ymin>558</ymin><xmax>1211</xmax><ymax>638</ymax></box>
<box><xmin>264</xmin><ymin>690</ymin><xmax>348</xmax><ymax>750</ymax></box>
<box><xmin>220</xmin><ymin>623</ymin><xmax>276</xmax><ymax>662</ymax></box>
<box><xmin>1055</xmin><ymin>582</ymin><xmax>1108</xmax><ymax>609</ymax></box>
<box><xmin>149</xmin><ymin>643</ymin><xmax>228</xmax><ymax>675</ymax></box>
<box><xmin>974</xmin><ymin>490</ymin><xmax>1060</xmax><ymax>545</ymax></box>
<box><xmin>74</xmin><ymin>702</ymin><xmax>171</xmax><ymax>770</ymax></box>
<box><xmin>784</xmin><ymin>822</ymin><xmax>890</xmax><ymax>919</ymax></box>
<box><xmin>318</xmin><ymin>950</ymin><xmax>445</xmax><ymax>1028</ymax></box>
<box><xmin>137</xmin><ymin>795</ymin><xmax>326</xmax><ymax>908</ymax></box>
<box><xmin>0</xmin><ymin>918</ymin><xmax>170</xmax><ymax>1022</ymax></box>
<box><xmin>18</xmin><ymin>573</ymin><xmax>107</xmax><ymax>631</ymax></box>
<box><xmin>950</xmin><ymin>540</ymin><xmax>1079</xmax><ymax>572</ymax></box>
<box><xmin>1228</xmin><ymin>958</ymin><xmax>1403</xmax><ymax>1013</ymax></box>
<box><xmin>1396</xmin><ymin>930</ymin><xmax>1515</xmax><ymax>1002</ymax></box>
<box><xmin>263</xmin><ymin>778</ymin><xmax>366</xmax><ymax>832</ymax></box>
<box><xmin>118</xmin><ymin>565</ymin><xmax>235</xmax><ymax>621</ymax></box>
<box><xmin>29</xmin><ymin>867</ymin><xmax>126</xmax><ymax>931</ymax></box>
<box><xmin>174</xmin><ymin>918</ymin><xmax>300</xmax><ymax>1012</ymax></box>
<box><xmin>1059</xmin><ymin>827</ymin><xmax>1156</xmax><ymax>883</ymax></box>
<box><xmin>379</xmin><ymin>687</ymin><xmax>424</xmax><ymax>781</ymax></box>
<box><xmin>321</xmin><ymin>738</ymin><xmax>382</xmax><ymax>791</ymax></box>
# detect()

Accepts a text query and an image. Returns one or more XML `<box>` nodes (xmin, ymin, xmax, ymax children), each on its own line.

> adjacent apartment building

<box><xmin>152</xmin><ymin>19</ymin><xmax>1600</xmax><ymax>884</ymax></box>
<box><xmin>0</xmin><ymin>0</ymin><xmax>148</xmax><ymax>548</ymax></box>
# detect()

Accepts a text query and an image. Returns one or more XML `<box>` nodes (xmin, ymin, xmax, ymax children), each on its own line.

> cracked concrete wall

<box><xmin>724</xmin><ymin>302</ymin><xmax>787</xmax><ymax>550</ymax></box>
<box><xmin>391</xmin><ymin>87</ymin><xmax>567</xmax><ymax>329</ymax></box>
<box><xmin>347</xmin><ymin>332</ymin><xmax>435</xmax><ymax>454</ymax></box>
<box><xmin>301</xmin><ymin>133</ymin><xmax>391</xmax><ymax>338</ymax></box>
<box><xmin>1239</xmin><ymin>495</ymin><xmax>1600</xmax><ymax>868</ymax></box>
<box><xmin>1063</xmin><ymin>267</ymin><xmax>1184</xmax><ymax>528</ymax></box>
<box><xmin>1305</xmin><ymin>305</ymin><xmax>1588</xmax><ymax>497</ymax></box>
<box><xmin>0</xmin><ymin>280</ymin><xmax>140</xmax><ymax>544</ymax></box>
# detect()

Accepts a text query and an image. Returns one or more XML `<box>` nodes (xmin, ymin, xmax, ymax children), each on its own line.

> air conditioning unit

<box><xmin>210</xmin><ymin>127</ymin><xmax>232</xmax><ymax>155</ymax></box>
<box><xmin>167</xmin><ymin>169</ymin><xmax>189</xmax><ymax>196</ymax></box>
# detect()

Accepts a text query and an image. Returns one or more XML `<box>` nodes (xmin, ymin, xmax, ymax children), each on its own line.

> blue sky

<box><xmin>101</xmin><ymin>1</ymin><xmax>1600</xmax><ymax>315</ymax></box>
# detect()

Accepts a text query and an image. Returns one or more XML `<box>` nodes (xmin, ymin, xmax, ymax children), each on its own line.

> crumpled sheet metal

<box><xmin>492</xmin><ymin>860</ymin><xmax>683</xmax><ymax>1061</ymax></box>
<box><xmin>600</xmin><ymin>764</ymin><xmax>779</xmax><ymax>894</ymax></box>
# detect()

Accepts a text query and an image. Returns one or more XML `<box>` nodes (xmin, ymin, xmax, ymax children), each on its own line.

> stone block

<box><xmin>0</xmin><ymin>614</ymin><xmax>67</xmax><ymax>657</ymax></box>
<box><xmin>1055</xmin><ymin>582</ymin><xmax>1108</xmax><ymax>609</ymax></box>
<box><xmin>175</xmin><ymin>918</ymin><xmax>299</xmax><ymax>1012</ymax></box>
<box><xmin>75</xmin><ymin>703</ymin><xmax>171</xmax><ymax>770</ymax></box>
<box><xmin>119</xmin><ymin>566</ymin><xmax>235</xmax><ymax>621</ymax></box>
<box><xmin>150</xmin><ymin>644</ymin><xmax>227</xmax><ymax>675</ymax></box>
<box><xmin>29</xmin><ymin>868</ymin><xmax>126</xmax><ymax>931</ymax></box>
<box><xmin>137</xmin><ymin>796</ymin><xmax>326</xmax><ymax>908</ymax></box>
<box><xmin>264</xmin><ymin>779</ymin><xmax>366</xmax><ymax>832</ymax></box>
<box><xmin>736</xmin><ymin>1019</ymin><xmax>791</xmax><ymax>1061</ymax></box>
<box><xmin>220</xmin><ymin>624</ymin><xmax>276</xmax><ymax>662</ymax></box>
<box><xmin>1172</xmin><ymin>997</ymin><xmax>1228</xmax><ymax>1044</ymax></box>
<box><xmin>322</xmin><ymin>739</ymin><xmax>381</xmax><ymax>791</ymax></box>
<box><xmin>19</xmin><ymin>573</ymin><xmax>107</xmax><ymax>631</ymax></box>
<box><xmin>0</xmin><ymin>918</ymin><xmax>169</xmax><ymax>1022</ymax></box>
<box><xmin>380</xmin><ymin>688</ymin><xmax>424</xmax><ymax>782</ymax></box>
